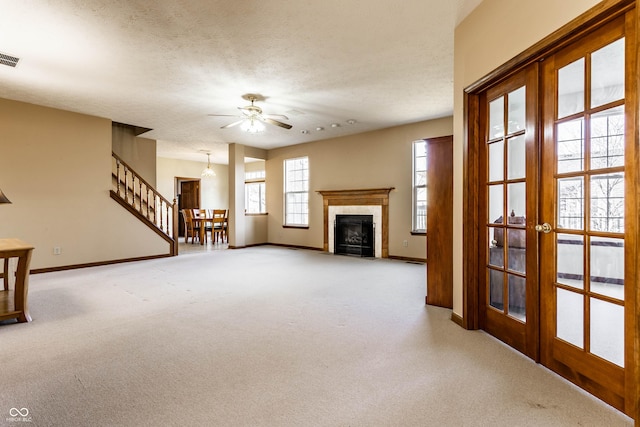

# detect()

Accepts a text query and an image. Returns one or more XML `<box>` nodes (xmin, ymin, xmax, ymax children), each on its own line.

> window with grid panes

<box><xmin>412</xmin><ymin>140</ymin><xmax>427</xmax><ymax>232</ymax></box>
<box><xmin>245</xmin><ymin>171</ymin><xmax>266</xmax><ymax>214</ymax></box>
<box><xmin>284</xmin><ymin>157</ymin><xmax>309</xmax><ymax>226</ymax></box>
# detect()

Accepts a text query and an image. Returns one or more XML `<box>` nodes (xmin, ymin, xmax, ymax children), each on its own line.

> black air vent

<box><xmin>0</xmin><ymin>53</ymin><xmax>20</xmax><ymax>67</ymax></box>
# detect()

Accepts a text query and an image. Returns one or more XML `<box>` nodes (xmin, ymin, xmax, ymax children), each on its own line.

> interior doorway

<box><xmin>176</xmin><ymin>178</ymin><xmax>200</xmax><ymax>237</ymax></box>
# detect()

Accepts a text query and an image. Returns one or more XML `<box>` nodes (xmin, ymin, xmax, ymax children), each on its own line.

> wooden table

<box><xmin>0</xmin><ymin>238</ymin><xmax>34</xmax><ymax>323</ymax></box>
<box><xmin>191</xmin><ymin>215</ymin><xmax>212</xmax><ymax>245</ymax></box>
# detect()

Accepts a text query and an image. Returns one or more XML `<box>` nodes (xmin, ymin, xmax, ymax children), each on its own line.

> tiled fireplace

<box><xmin>317</xmin><ymin>188</ymin><xmax>394</xmax><ymax>258</ymax></box>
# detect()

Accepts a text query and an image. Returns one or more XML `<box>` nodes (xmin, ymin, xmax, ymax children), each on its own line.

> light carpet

<box><xmin>0</xmin><ymin>246</ymin><xmax>632</xmax><ymax>426</ymax></box>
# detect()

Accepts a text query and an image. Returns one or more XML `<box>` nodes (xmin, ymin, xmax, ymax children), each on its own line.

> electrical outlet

<box><xmin>53</xmin><ymin>247</ymin><xmax>61</xmax><ymax>255</ymax></box>
<box><xmin>402</xmin><ymin>240</ymin><xmax>408</xmax><ymax>247</ymax></box>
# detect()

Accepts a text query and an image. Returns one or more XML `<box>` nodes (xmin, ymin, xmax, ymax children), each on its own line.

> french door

<box><xmin>479</xmin><ymin>66</ymin><xmax>539</xmax><ymax>360</ymax></box>
<box><xmin>476</xmin><ymin>9</ymin><xmax>637</xmax><ymax>415</ymax></box>
<box><xmin>539</xmin><ymin>13</ymin><xmax>636</xmax><ymax>413</ymax></box>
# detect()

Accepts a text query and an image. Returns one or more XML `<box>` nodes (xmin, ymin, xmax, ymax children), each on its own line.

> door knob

<box><xmin>535</xmin><ymin>223</ymin><xmax>552</xmax><ymax>233</ymax></box>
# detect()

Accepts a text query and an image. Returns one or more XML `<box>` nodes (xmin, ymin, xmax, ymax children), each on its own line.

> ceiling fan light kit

<box><xmin>210</xmin><ymin>94</ymin><xmax>358</xmax><ymax>137</ymax></box>
<box><xmin>210</xmin><ymin>94</ymin><xmax>292</xmax><ymax>133</ymax></box>
<box><xmin>241</xmin><ymin>117</ymin><xmax>265</xmax><ymax>133</ymax></box>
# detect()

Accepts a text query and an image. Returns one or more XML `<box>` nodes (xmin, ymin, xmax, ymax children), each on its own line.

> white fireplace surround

<box><xmin>328</xmin><ymin>205</ymin><xmax>382</xmax><ymax>258</ymax></box>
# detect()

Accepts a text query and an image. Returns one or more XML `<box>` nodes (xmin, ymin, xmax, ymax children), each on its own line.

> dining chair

<box><xmin>182</xmin><ymin>209</ymin><xmax>203</xmax><ymax>244</ymax></box>
<box><xmin>196</xmin><ymin>209</ymin><xmax>211</xmax><ymax>243</ymax></box>
<box><xmin>212</xmin><ymin>209</ymin><xmax>227</xmax><ymax>243</ymax></box>
<box><xmin>198</xmin><ymin>209</ymin><xmax>213</xmax><ymax>243</ymax></box>
<box><xmin>181</xmin><ymin>209</ymin><xmax>193</xmax><ymax>243</ymax></box>
<box><xmin>223</xmin><ymin>209</ymin><xmax>229</xmax><ymax>242</ymax></box>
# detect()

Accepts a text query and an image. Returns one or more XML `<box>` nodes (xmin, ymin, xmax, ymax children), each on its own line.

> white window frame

<box><xmin>412</xmin><ymin>140</ymin><xmax>427</xmax><ymax>232</ymax></box>
<box><xmin>245</xmin><ymin>171</ymin><xmax>266</xmax><ymax>214</ymax></box>
<box><xmin>284</xmin><ymin>156</ymin><xmax>309</xmax><ymax>226</ymax></box>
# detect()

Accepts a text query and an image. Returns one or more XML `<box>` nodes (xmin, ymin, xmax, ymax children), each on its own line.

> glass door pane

<box><xmin>591</xmin><ymin>38</ymin><xmax>624</xmax><ymax>108</ymax></box>
<box><xmin>556</xmin><ymin>119</ymin><xmax>584</xmax><ymax>173</ymax></box>
<box><xmin>590</xmin><ymin>236</ymin><xmax>624</xmax><ymax>299</ymax></box>
<box><xmin>558</xmin><ymin>58</ymin><xmax>585</xmax><ymax>118</ymax></box>
<box><xmin>507</xmin><ymin>135</ymin><xmax>526</xmax><ymax>179</ymax></box>
<box><xmin>556</xmin><ymin>234</ymin><xmax>584</xmax><ymax>289</ymax></box>
<box><xmin>556</xmin><ymin>288</ymin><xmax>584</xmax><ymax>348</ymax></box>
<box><xmin>590</xmin><ymin>106</ymin><xmax>624</xmax><ymax>169</ymax></box>
<box><xmin>590</xmin><ymin>298</ymin><xmax>624</xmax><ymax>367</ymax></box>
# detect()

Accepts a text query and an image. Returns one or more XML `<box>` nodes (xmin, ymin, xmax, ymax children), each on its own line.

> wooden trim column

<box><xmin>228</xmin><ymin>143</ymin><xmax>246</xmax><ymax>249</ymax></box>
<box><xmin>425</xmin><ymin>136</ymin><xmax>454</xmax><ymax>309</ymax></box>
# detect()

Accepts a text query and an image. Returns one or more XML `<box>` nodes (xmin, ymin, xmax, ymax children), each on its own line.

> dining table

<box><xmin>191</xmin><ymin>211</ymin><xmax>212</xmax><ymax>245</ymax></box>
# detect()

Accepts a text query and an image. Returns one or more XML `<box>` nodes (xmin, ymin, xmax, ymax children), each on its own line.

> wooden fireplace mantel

<box><xmin>317</xmin><ymin>188</ymin><xmax>394</xmax><ymax>257</ymax></box>
<box><xmin>317</xmin><ymin>187</ymin><xmax>394</xmax><ymax>201</ymax></box>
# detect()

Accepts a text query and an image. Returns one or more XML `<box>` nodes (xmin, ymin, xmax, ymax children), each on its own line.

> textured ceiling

<box><xmin>0</xmin><ymin>0</ymin><xmax>482</xmax><ymax>164</ymax></box>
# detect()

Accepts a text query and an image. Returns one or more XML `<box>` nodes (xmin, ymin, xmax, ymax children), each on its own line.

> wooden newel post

<box><xmin>172</xmin><ymin>198</ymin><xmax>179</xmax><ymax>256</ymax></box>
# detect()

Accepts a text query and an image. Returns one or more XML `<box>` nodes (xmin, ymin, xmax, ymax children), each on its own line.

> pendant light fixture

<box><xmin>201</xmin><ymin>152</ymin><xmax>216</xmax><ymax>178</ymax></box>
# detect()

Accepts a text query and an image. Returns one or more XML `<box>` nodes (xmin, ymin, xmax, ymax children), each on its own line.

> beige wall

<box><xmin>245</xmin><ymin>215</ymin><xmax>268</xmax><ymax>246</ymax></box>
<box><xmin>244</xmin><ymin>159</ymin><xmax>268</xmax><ymax>246</ymax></box>
<box><xmin>0</xmin><ymin>98</ymin><xmax>169</xmax><ymax>270</ymax></box>
<box><xmin>245</xmin><ymin>160</ymin><xmax>265</xmax><ymax>174</ymax></box>
<box><xmin>452</xmin><ymin>0</ymin><xmax>601</xmax><ymax>316</ymax></box>
<box><xmin>266</xmin><ymin>117</ymin><xmax>452</xmax><ymax>259</ymax></box>
<box><xmin>156</xmin><ymin>157</ymin><xmax>229</xmax><ymax>210</ymax></box>
<box><xmin>112</xmin><ymin>123</ymin><xmax>157</xmax><ymax>186</ymax></box>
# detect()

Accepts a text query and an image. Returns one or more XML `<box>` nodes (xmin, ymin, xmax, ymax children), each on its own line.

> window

<box><xmin>245</xmin><ymin>171</ymin><xmax>266</xmax><ymax>214</ymax></box>
<box><xmin>284</xmin><ymin>156</ymin><xmax>309</xmax><ymax>226</ymax></box>
<box><xmin>412</xmin><ymin>140</ymin><xmax>427</xmax><ymax>232</ymax></box>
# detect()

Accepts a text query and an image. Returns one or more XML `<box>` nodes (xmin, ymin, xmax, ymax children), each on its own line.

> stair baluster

<box><xmin>110</xmin><ymin>152</ymin><xmax>178</xmax><ymax>255</ymax></box>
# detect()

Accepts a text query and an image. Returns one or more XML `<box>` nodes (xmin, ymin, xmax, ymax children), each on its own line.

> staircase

<box><xmin>110</xmin><ymin>152</ymin><xmax>178</xmax><ymax>255</ymax></box>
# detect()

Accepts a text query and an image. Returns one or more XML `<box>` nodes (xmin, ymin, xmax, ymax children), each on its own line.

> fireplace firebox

<box><xmin>334</xmin><ymin>215</ymin><xmax>374</xmax><ymax>257</ymax></box>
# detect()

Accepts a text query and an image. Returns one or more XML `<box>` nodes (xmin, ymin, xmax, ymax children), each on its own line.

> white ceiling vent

<box><xmin>0</xmin><ymin>53</ymin><xmax>20</xmax><ymax>67</ymax></box>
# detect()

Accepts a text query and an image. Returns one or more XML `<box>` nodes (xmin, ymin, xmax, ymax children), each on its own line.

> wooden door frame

<box><xmin>176</xmin><ymin>177</ymin><xmax>201</xmax><ymax>203</ymax></box>
<box><xmin>176</xmin><ymin>177</ymin><xmax>201</xmax><ymax>237</ymax></box>
<box><xmin>461</xmin><ymin>0</ymin><xmax>638</xmax><ymax>420</ymax></box>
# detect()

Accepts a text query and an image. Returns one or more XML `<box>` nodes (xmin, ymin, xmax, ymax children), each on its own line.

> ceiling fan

<box><xmin>209</xmin><ymin>94</ymin><xmax>292</xmax><ymax>132</ymax></box>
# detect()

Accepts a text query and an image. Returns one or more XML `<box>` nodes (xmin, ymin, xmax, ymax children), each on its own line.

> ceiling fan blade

<box><xmin>263</xmin><ymin>113</ymin><xmax>289</xmax><ymax>120</ymax></box>
<box><xmin>221</xmin><ymin>119</ymin><xmax>244</xmax><ymax>129</ymax></box>
<box><xmin>262</xmin><ymin>117</ymin><xmax>292</xmax><ymax>129</ymax></box>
